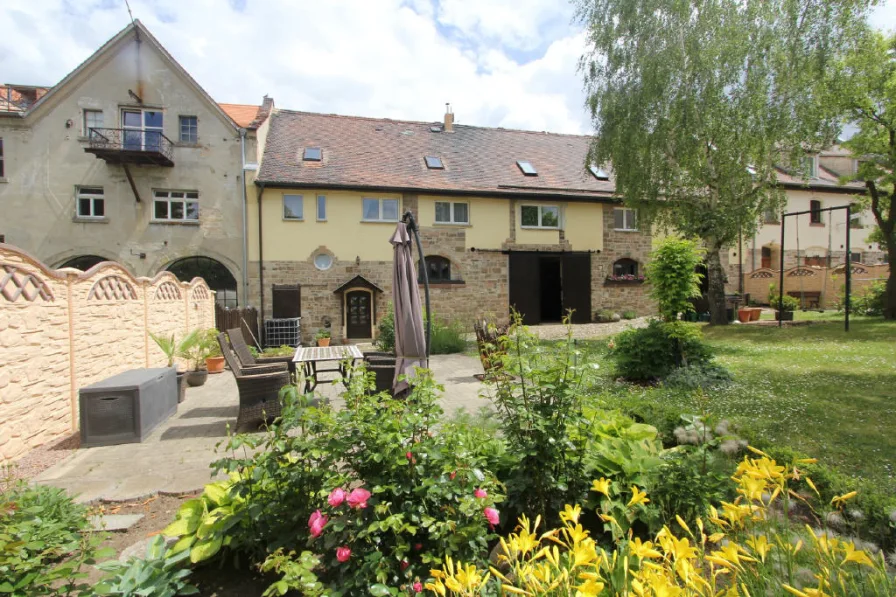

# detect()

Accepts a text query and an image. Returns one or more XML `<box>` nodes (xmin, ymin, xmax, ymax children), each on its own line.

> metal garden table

<box><xmin>292</xmin><ymin>345</ymin><xmax>364</xmax><ymax>393</ymax></box>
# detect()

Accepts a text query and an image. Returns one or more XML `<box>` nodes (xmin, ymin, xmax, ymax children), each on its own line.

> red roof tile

<box><xmin>219</xmin><ymin>103</ymin><xmax>262</xmax><ymax>128</ymax></box>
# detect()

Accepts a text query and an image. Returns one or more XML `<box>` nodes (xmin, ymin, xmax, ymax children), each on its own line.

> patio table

<box><xmin>293</xmin><ymin>345</ymin><xmax>364</xmax><ymax>393</ymax></box>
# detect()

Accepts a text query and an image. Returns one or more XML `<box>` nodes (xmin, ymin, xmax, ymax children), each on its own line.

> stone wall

<box><xmin>743</xmin><ymin>263</ymin><xmax>889</xmax><ymax>308</ymax></box>
<box><xmin>592</xmin><ymin>205</ymin><xmax>655</xmax><ymax>317</ymax></box>
<box><xmin>0</xmin><ymin>243</ymin><xmax>215</xmax><ymax>462</ymax></box>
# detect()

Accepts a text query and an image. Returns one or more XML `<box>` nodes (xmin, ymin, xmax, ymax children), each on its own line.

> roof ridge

<box><xmin>272</xmin><ymin>108</ymin><xmax>594</xmax><ymax>139</ymax></box>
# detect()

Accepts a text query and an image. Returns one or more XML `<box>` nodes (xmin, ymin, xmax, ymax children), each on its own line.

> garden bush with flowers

<box><xmin>426</xmin><ymin>448</ymin><xmax>895</xmax><ymax>596</ymax></box>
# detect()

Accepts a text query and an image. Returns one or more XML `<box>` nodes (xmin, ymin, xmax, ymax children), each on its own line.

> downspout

<box><xmin>239</xmin><ymin>128</ymin><xmax>249</xmax><ymax>306</ymax></box>
<box><xmin>257</xmin><ymin>182</ymin><xmax>266</xmax><ymax>345</ymax></box>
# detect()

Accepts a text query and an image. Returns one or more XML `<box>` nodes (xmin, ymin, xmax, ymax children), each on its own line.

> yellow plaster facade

<box><xmin>417</xmin><ymin>195</ymin><xmax>508</xmax><ymax>250</ymax></box>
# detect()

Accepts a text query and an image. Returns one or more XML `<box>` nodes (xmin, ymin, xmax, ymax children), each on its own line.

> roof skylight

<box><xmin>424</xmin><ymin>156</ymin><xmax>444</xmax><ymax>169</ymax></box>
<box><xmin>303</xmin><ymin>147</ymin><xmax>322</xmax><ymax>161</ymax></box>
<box><xmin>517</xmin><ymin>160</ymin><xmax>537</xmax><ymax>176</ymax></box>
<box><xmin>589</xmin><ymin>164</ymin><xmax>609</xmax><ymax>180</ymax></box>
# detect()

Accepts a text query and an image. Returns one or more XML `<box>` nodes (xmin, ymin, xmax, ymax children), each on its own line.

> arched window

<box><xmin>59</xmin><ymin>255</ymin><xmax>107</xmax><ymax>271</ymax></box>
<box><xmin>420</xmin><ymin>255</ymin><xmax>451</xmax><ymax>283</ymax></box>
<box><xmin>613</xmin><ymin>258</ymin><xmax>639</xmax><ymax>277</ymax></box>
<box><xmin>167</xmin><ymin>256</ymin><xmax>238</xmax><ymax>308</ymax></box>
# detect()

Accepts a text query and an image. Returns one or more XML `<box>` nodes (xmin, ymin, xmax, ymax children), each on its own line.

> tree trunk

<box><xmin>885</xmin><ymin>243</ymin><xmax>896</xmax><ymax>320</ymax></box>
<box><xmin>706</xmin><ymin>245</ymin><xmax>729</xmax><ymax>325</ymax></box>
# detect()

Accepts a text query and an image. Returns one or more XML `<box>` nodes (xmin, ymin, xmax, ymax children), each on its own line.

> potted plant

<box><xmin>179</xmin><ymin>329</ymin><xmax>216</xmax><ymax>387</ymax></box>
<box><xmin>737</xmin><ymin>306</ymin><xmax>752</xmax><ymax>323</ymax></box>
<box><xmin>775</xmin><ymin>295</ymin><xmax>800</xmax><ymax>321</ymax></box>
<box><xmin>315</xmin><ymin>328</ymin><xmax>331</xmax><ymax>347</ymax></box>
<box><xmin>201</xmin><ymin>329</ymin><xmax>225</xmax><ymax>374</ymax></box>
<box><xmin>150</xmin><ymin>329</ymin><xmax>200</xmax><ymax>403</ymax></box>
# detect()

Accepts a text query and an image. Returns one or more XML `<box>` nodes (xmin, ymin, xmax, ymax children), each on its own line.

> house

<box><xmin>0</xmin><ymin>20</ymin><xmax>271</xmax><ymax>308</ymax></box>
<box><xmin>248</xmin><ymin>108</ymin><xmax>654</xmax><ymax>343</ymax></box>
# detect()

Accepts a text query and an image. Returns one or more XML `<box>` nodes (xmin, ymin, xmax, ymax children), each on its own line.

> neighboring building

<box><xmin>0</xmin><ymin>20</ymin><xmax>271</xmax><ymax>307</ymax></box>
<box><xmin>249</xmin><ymin>108</ymin><xmax>654</xmax><ymax>343</ymax></box>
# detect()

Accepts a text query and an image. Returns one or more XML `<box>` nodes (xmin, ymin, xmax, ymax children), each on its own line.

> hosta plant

<box><xmin>95</xmin><ymin>535</ymin><xmax>197</xmax><ymax>596</ymax></box>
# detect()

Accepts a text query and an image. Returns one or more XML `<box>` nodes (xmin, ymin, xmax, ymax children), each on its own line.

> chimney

<box><xmin>443</xmin><ymin>103</ymin><xmax>454</xmax><ymax>133</ymax></box>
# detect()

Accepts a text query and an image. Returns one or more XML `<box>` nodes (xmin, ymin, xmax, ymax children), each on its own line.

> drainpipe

<box><xmin>257</xmin><ymin>182</ymin><xmax>266</xmax><ymax>345</ymax></box>
<box><xmin>239</xmin><ymin>128</ymin><xmax>249</xmax><ymax>306</ymax></box>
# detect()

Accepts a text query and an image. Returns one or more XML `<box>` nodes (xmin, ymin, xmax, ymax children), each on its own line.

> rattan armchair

<box><xmin>226</xmin><ymin>327</ymin><xmax>295</xmax><ymax>375</ymax></box>
<box><xmin>216</xmin><ymin>333</ymin><xmax>290</xmax><ymax>430</ymax></box>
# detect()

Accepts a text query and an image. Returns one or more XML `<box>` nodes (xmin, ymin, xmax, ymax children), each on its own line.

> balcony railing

<box><xmin>84</xmin><ymin>128</ymin><xmax>175</xmax><ymax>167</ymax></box>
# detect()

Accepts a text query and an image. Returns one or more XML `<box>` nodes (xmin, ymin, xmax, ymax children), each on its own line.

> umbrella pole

<box><xmin>402</xmin><ymin>210</ymin><xmax>431</xmax><ymax>359</ymax></box>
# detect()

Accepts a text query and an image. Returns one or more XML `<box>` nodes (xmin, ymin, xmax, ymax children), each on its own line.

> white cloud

<box><xmin>2</xmin><ymin>0</ymin><xmax>893</xmax><ymax>138</ymax></box>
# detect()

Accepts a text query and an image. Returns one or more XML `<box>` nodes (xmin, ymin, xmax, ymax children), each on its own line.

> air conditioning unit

<box><xmin>79</xmin><ymin>368</ymin><xmax>177</xmax><ymax>447</ymax></box>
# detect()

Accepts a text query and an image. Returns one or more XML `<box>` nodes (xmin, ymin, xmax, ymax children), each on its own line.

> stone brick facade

<box><xmin>592</xmin><ymin>205</ymin><xmax>655</xmax><ymax>317</ymax></box>
<box><xmin>0</xmin><ymin>243</ymin><xmax>215</xmax><ymax>463</ymax></box>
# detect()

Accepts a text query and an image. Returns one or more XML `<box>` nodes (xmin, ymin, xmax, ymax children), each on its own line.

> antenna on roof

<box><xmin>125</xmin><ymin>0</ymin><xmax>136</xmax><ymax>23</ymax></box>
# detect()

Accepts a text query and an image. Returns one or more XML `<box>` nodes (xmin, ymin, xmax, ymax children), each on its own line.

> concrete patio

<box><xmin>34</xmin><ymin>353</ymin><xmax>490</xmax><ymax>502</ymax></box>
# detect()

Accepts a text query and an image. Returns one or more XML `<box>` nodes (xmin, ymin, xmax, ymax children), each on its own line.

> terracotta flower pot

<box><xmin>749</xmin><ymin>308</ymin><xmax>762</xmax><ymax>321</ymax></box>
<box><xmin>737</xmin><ymin>308</ymin><xmax>752</xmax><ymax>323</ymax></box>
<box><xmin>205</xmin><ymin>356</ymin><xmax>225</xmax><ymax>373</ymax></box>
<box><xmin>317</xmin><ymin>338</ymin><xmax>331</xmax><ymax>347</ymax></box>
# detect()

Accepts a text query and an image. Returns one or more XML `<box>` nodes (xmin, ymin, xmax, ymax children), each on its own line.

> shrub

<box><xmin>376</xmin><ymin>303</ymin><xmax>395</xmax><ymax>352</ymax></box>
<box><xmin>0</xmin><ymin>481</ymin><xmax>112</xmax><ymax>595</ymax></box>
<box><xmin>596</xmin><ymin>308</ymin><xmax>619</xmax><ymax>322</ymax></box>
<box><xmin>429</xmin><ymin>319</ymin><xmax>467</xmax><ymax>354</ymax></box>
<box><xmin>610</xmin><ymin>320</ymin><xmax>714</xmax><ymax>380</ymax></box>
<box><xmin>645</xmin><ymin>236</ymin><xmax>704</xmax><ymax>321</ymax></box>
<box><xmin>838</xmin><ymin>280</ymin><xmax>886</xmax><ymax>316</ymax></box>
<box><xmin>622</xmin><ymin>309</ymin><xmax>637</xmax><ymax>320</ymax></box>
<box><xmin>95</xmin><ymin>535</ymin><xmax>197</xmax><ymax>596</ymax></box>
<box><xmin>663</xmin><ymin>362</ymin><xmax>732</xmax><ymax>390</ymax></box>
<box><xmin>486</xmin><ymin>313</ymin><xmax>594</xmax><ymax>524</ymax></box>
<box><xmin>165</xmin><ymin>368</ymin><xmax>502</xmax><ymax>595</ymax></box>
<box><xmin>428</xmin><ymin>452</ymin><xmax>894</xmax><ymax>597</ymax></box>
<box><xmin>262</xmin><ymin>345</ymin><xmax>293</xmax><ymax>357</ymax></box>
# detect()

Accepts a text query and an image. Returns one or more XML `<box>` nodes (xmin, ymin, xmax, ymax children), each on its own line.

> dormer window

<box><xmin>589</xmin><ymin>164</ymin><xmax>609</xmax><ymax>180</ymax></box>
<box><xmin>517</xmin><ymin>160</ymin><xmax>537</xmax><ymax>176</ymax></box>
<box><xmin>800</xmin><ymin>156</ymin><xmax>818</xmax><ymax>178</ymax></box>
<box><xmin>303</xmin><ymin>147</ymin><xmax>322</xmax><ymax>161</ymax></box>
<box><xmin>425</xmin><ymin>156</ymin><xmax>444</xmax><ymax>169</ymax></box>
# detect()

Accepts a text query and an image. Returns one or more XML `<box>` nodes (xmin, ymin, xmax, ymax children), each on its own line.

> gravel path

<box><xmin>5</xmin><ymin>433</ymin><xmax>81</xmax><ymax>483</ymax></box>
<box><xmin>530</xmin><ymin>317</ymin><xmax>650</xmax><ymax>341</ymax></box>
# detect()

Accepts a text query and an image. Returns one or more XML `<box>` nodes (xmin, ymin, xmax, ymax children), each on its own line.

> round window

<box><xmin>314</xmin><ymin>253</ymin><xmax>334</xmax><ymax>270</ymax></box>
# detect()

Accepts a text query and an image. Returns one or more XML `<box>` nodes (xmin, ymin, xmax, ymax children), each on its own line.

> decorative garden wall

<box><xmin>0</xmin><ymin>243</ymin><xmax>215</xmax><ymax>462</ymax></box>
<box><xmin>743</xmin><ymin>263</ymin><xmax>889</xmax><ymax>308</ymax></box>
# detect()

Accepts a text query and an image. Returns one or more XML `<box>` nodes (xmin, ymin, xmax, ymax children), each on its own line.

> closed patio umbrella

<box><xmin>389</xmin><ymin>220</ymin><xmax>428</xmax><ymax>394</ymax></box>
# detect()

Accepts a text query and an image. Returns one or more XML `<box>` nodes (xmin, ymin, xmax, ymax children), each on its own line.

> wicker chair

<box><xmin>217</xmin><ymin>333</ymin><xmax>290</xmax><ymax>429</ymax></box>
<box><xmin>226</xmin><ymin>327</ymin><xmax>295</xmax><ymax>375</ymax></box>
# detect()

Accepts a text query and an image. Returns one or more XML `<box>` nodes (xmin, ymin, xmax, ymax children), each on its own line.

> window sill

<box><xmin>420</xmin><ymin>280</ymin><xmax>466</xmax><ymax>288</ymax></box>
<box><xmin>283</xmin><ymin>218</ymin><xmax>305</xmax><ymax>222</ymax></box>
<box><xmin>520</xmin><ymin>226</ymin><xmax>560</xmax><ymax>231</ymax></box>
<box><xmin>809</xmin><ymin>223</ymin><xmax>825</xmax><ymax>227</ymax></box>
<box><xmin>361</xmin><ymin>219</ymin><xmax>400</xmax><ymax>224</ymax></box>
<box><xmin>73</xmin><ymin>216</ymin><xmax>109</xmax><ymax>224</ymax></box>
<box><xmin>604</xmin><ymin>279</ymin><xmax>645</xmax><ymax>286</ymax></box>
<box><xmin>613</xmin><ymin>228</ymin><xmax>639</xmax><ymax>232</ymax></box>
<box><xmin>150</xmin><ymin>219</ymin><xmax>200</xmax><ymax>226</ymax></box>
<box><xmin>433</xmin><ymin>222</ymin><xmax>471</xmax><ymax>227</ymax></box>
<box><xmin>176</xmin><ymin>142</ymin><xmax>202</xmax><ymax>148</ymax></box>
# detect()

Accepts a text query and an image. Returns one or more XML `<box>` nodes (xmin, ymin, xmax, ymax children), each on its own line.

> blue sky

<box><xmin>2</xmin><ymin>0</ymin><xmax>895</xmax><ymax>135</ymax></box>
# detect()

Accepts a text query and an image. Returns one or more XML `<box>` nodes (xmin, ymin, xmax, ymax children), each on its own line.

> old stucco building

<box><xmin>248</xmin><ymin>108</ymin><xmax>655</xmax><ymax>344</ymax></box>
<box><xmin>0</xmin><ymin>20</ymin><xmax>270</xmax><ymax>307</ymax></box>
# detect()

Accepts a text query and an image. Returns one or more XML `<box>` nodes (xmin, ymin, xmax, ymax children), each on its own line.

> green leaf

<box><xmin>368</xmin><ymin>583</ymin><xmax>396</xmax><ymax>596</ymax></box>
<box><xmin>190</xmin><ymin>536</ymin><xmax>223</xmax><ymax>563</ymax></box>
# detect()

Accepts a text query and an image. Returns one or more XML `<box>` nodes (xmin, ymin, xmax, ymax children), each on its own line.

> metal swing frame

<box><xmin>778</xmin><ymin>204</ymin><xmax>852</xmax><ymax>332</ymax></box>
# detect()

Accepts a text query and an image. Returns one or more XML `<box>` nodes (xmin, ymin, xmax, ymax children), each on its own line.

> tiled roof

<box><xmin>774</xmin><ymin>165</ymin><xmax>864</xmax><ymax>192</ymax></box>
<box><xmin>0</xmin><ymin>85</ymin><xmax>49</xmax><ymax>113</ymax></box>
<box><xmin>257</xmin><ymin>110</ymin><xmax>615</xmax><ymax>199</ymax></box>
<box><xmin>219</xmin><ymin>103</ymin><xmax>261</xmax><ymax>128</ymax></box>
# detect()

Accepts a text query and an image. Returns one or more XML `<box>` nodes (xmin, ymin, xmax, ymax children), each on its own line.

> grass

<box><xmin>582</xmin><ymin>317</ymin><xmax>896</xmax><ymax>494</ymax></box>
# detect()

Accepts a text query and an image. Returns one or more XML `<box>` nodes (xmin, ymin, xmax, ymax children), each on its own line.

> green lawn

<box><xmin>584</xmin><ymin>318</ymin><xmax>896</xmax><ymax>493</ymax></box>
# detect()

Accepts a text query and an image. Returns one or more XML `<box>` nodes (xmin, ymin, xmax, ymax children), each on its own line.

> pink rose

<box><xmin>449</xmin><ymin>471</ymin><xmax>457</xmax><ymax>480</ymax></box>
<box><xmin>406</xmin><ymin>451</ymin><xmax>413</xmax><ymax>460</ymax></box>
<box><xmin>328</xmin><ymin>487</ymin><xmax>346</xmax><ymax>507</ymax></box>
<box><xmin>484</xmin><ymin>507</ymin><xmax>500</xmax><ymax>528</ymax></box>
<box><xmin>474</xmin><ymin>488</ymin><xmax>487</xmax><ymax>499</ymax></box>
<box><xmin>347</xmin><ymin>487</ymin><xmax>371</xmax><ymax>509</ymax></box>
<box><xmin>308</xmin><ymin>510</ymin><xmax>327</xmax><ymax>538</ymax></box>
<box><xmin>336</xmin><ymin>546</ymin><xmax>351</xmax><ymax>563</ymax></box>
<box><xmin>413</xmin><ymin>581</ymin><xmax>423</xmax><ymax>593</ymax></box>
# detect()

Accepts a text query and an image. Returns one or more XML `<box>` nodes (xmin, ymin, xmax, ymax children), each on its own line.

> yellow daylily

<box><xmin>591</xmin><ymin>477</ymin><xmax>612</xmax><ymax>497</ymax></box>
<box><xmin>560</xmin><ymin>504</ymin><xmax>582</xmax><ymax>524</ymax></box>
<box><xmin>830</xmin><ymin>491</ymin><xmax>857</xmax><ymax>508</ymax></box>
<box><xmin>840</xmin><ymin>541</ymin><xmax>876</xmax><ymax>568</ymax></box>
<box><xmin>627</xmin><ymin>485</ymin><xmax>650</xmax><ymax>507</ymax></box>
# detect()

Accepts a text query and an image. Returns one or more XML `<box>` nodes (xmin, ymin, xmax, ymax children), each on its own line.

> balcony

<box><xmin>84</xmin><ymin>128</ymin><xmax>174</xmax><ymax>167</ymax></box>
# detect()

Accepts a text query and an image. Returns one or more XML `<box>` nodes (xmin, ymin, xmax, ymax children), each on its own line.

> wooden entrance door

<box><xmin>346</xmin><ymin>291</ymin><xmax>372</xmax><ymax>338</ymax></box>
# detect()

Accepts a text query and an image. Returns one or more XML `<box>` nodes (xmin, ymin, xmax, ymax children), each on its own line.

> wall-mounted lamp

<box><xmin>65</xmin><ymin>119</ymin><xmax>73</xmax><ymax>128</ymax></box>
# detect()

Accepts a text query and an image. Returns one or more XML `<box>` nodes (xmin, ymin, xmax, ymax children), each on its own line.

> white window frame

<box><xmin>283</xmin><ymin>194</ymin><xmax>304</xmax><ymax>221</ymax></box>
<box><xmin>800</xmin><ymin>156</ymin><xmax>818</xmax><ymax>178</ymax></box>
<box><xmin>316</xmin><ymin>195</ymin><xmax>327</xmax><ymax>221</ymax></box>
<box><xmin>76</xmin><ymin>187</ymin><xmax>105</xmax><ymax>219</ymax></box>
<box><xmin>613</xmin><ymin>207</ymin><xmax>638</xmax><ymax>231</ymax></box>
<box><xmin>121</xmin><ymin>108</ymin><xmax>164</xmax><ymax>150</ymax></box>
<box><xmin>434</xmin><ymin>201</ymin><xmax>469</xmax><ymax>225</ymax></box>
<box><xmin>152</xmin><ymin>190</ymin><xmax>199</xmax><ymax>223</ymax></box>
<box><xmin>178</xmin><ymin>115</ymin><xmax>198</xmax><ymax>143</ymax></box>
<box><xmin>520</xmin><ymin>204</ymin><xmax>560</xmax><ymax>229</ymax></box>
<box><xmin>83</xmin><ymin>110</ymin><xmax>104</xmax><ymax>137</ymax></box>
<box><xmin>362</xmin><ymin>198</ymin><xmax>400</xmax><ymax>222</ymax></box>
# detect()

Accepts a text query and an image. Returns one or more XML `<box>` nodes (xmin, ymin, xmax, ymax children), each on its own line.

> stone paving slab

<box><xmin>89</xmin><ymin>514</ymin><xmax>144</xmax><ymax>532</ymax></box>
<box><xmin>35</xmin><ymin>354</ymin><xmax>492</xmax><ymax>502</ymax></box>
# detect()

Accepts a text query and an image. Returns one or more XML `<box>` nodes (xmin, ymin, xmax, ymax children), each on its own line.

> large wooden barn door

<box><xmin>509</xmin><ymin>253</ymin><xmax>540</xmax><ymax>325</ymax></box>
<box><xmin>561</xmin><ymin>253</ymin><xmax>592</xmax><ymax>323</ymax></box>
